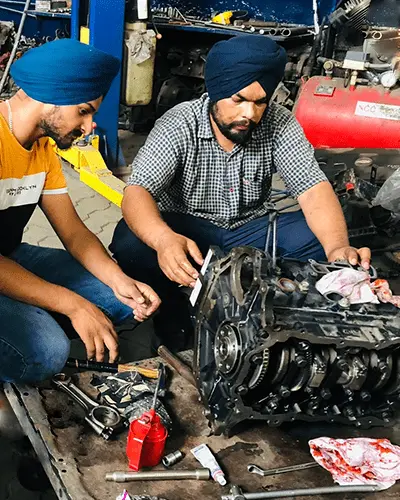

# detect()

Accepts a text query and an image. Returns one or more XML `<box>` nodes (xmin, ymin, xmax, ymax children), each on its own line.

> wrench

<box><xmin>248</xmin><ymin>462</ymin><xmax>318</xmax><ymax>476</ymax></box>
<box><xmin>52</xmin><ymin>373</ymin><xmax>125</xmax><ymax>440</ymax></box>
<box><xmin>222</xmin><ymin>484</ymin><xmax>385</xmax><ymax>500</ymax></box>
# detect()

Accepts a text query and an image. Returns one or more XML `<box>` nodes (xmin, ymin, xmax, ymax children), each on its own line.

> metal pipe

<box><xmin>0</xmin><ymin>5</ymin><xmax>34</xmax><ymax>17</ymax></box>
<box><xmin>371</xmin><ymin>29</ymin><xmax>400</xmax><ymax>40</ymax></box>
<box><xmin>365</xmin><ymin>62</ymin><xmax>391</xmax><ymax>70</ymax></box>
<box><xmin>0</xmin><ymin>0</ymin><xmax>32</xmax><ymax>95</ymax></box>
<box><xmin>222</xmin><ymin>484</ymin><xmax>385</xmax><ymax>500</ymax></box>
<box><xmin>279</xmin><ymin>27</ymin><xmax>310</xmax><ymax>37</ymax></box>
<box><xmin>105</xmin><ymin>469</ymin><xmax>211</xmax><ymax>482</ymax></box>
<box><xmin>157</xmin><ymin>345</ymin><xmax>196</xmax><ymax>387</ymax></box>
<box><xmin>0</xmin><ymin>1</ymin><xmax>32</xmax><ymax>5</ymax></box>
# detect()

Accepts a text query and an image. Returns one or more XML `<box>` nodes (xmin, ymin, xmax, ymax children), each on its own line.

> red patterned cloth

<box><xmin>309</xmin><ymin>437</ymin><xmax>400</xmax><ymax>488</ymax></box>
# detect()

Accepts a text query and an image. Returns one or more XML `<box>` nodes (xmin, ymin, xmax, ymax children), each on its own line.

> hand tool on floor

<box><xmin>248</xmin><ymin>462</ymin><xmax>319</xmax><ymax>476</ymax></box>
<box><xmin>157</xmin><ymin>345</ymin><xmax>196</xmax><ymax>387</ymax></box>
<box><xmin>126</xmin><ymin>363</ymin><xmax>168</xmax><ymax>470</ymax></box>
<box><xmin>162</xmin><ymin>450</ymin><xmax>184</xmax><ymax>467</ymax></box>
<box><xmin>221</xmin><ymin>483</ymin><xmax>386</xmax><ymax>500</ymax></box>
<box><xmin>52</xmin><ymin>373</ymin><xmax>125</xmax><ymax>440</ymax></box>
<box><xmin>106</xmin><ymin>469</ymin><xmax>211</xmax><ymax>482</ymax></box>
<box><xmin>66</xmin><ymin>357</ymin><xmax>159</xmax><ymax>378</ymax></box>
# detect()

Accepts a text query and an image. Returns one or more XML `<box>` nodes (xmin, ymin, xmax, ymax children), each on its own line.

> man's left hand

<box><xmin>327</xmin><ymin>246</ymin><xmax>371</xmax><ymax>270</ymax></box>
<box><xmin>112</xmin><ymin>275</ymin><xmax>161</xmax><ymax>321</ymax></box>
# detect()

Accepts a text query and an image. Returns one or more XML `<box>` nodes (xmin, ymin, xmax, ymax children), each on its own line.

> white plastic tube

<box><xmin>191</xmin><ymin>444</ymin><xmax>226</xmax><ymax>486</ymax></box>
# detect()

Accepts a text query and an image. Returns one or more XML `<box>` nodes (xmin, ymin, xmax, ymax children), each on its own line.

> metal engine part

<box><xmin>330</xmin><ymin>0</ymin><xmax>371</xmax><ymax>29</ymax></box>
<box><xmin>193</xmin><ymin>246</ymin><xmax>400</xmax><ymax>435</ymax></box>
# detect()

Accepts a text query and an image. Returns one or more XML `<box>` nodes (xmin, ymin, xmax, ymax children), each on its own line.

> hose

<box><xmin>0</xmin><ymin>0</ymin><xmax>32</xmax><ymax>95</ymax></box>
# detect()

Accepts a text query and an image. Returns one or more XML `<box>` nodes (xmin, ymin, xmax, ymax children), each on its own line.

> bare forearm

<box><xmin>0</xmin><ymin>256</ymin><xmax>84</xmax><ymax>315</ymax></box>
<box><xmin>63</xmin><ymin>228</ymin><xmax>125</xmax><ymax>289</ymax></box>
<box><xmin>122</xmin><ymin>185</ymin><xmax>175</xmax><ymax>250</ymax></box>
<box><xmin>298</xmin><ymin>181</ymin><xmax>349</xmax><ymax>258</ymax></box>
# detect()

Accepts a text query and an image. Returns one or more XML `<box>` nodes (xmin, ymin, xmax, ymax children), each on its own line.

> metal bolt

<box><xmin>237</xmin><ymin>385</ymin><xmax>248</xmax><ymax>395</ymax></box>
<box><xmin>279</xmin><ymin>387</ymin><xmax>291</xmax><ymax>398</ymax></box>
<box><xmin>321</xmin><ymin>389</ymin><xmax>331</xmax><ymax>400</ymax></box>
<box><xmin>296</xmin><ymin>356</ymin><xmax>307</xmax><ymax>368</ymax></box>
<box><xmin>360</xmin><ymin>391</ymin><xmax>371</xmax><ymax>402</ymax></box>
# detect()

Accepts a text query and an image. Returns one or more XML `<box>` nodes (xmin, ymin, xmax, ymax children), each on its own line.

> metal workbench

<box><xmin>4</xmin><ymin>354</ymin><xmax>400</xmax><ymax>500</ymax></box>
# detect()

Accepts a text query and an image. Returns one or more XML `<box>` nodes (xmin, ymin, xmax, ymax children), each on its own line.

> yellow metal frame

<box><xmin>51</xmin><ymin>137</ymin><xmax>126</xmax><ymax>207</ymax></box>
<box><xmin>51</xmin><ymin>26</ymin><xmax>126</xmax><ymax>207</ymax></box>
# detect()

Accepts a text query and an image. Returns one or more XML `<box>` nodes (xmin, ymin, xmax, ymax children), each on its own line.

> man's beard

<box><xmin>39</xmin><ymin>120</ymin><xmax>81</xmax><ymax>150</ymax></box>
<box><xmin>210</xmin><ymin>103</ymin><xmax>257</xmax><ymax>145</ymax></box>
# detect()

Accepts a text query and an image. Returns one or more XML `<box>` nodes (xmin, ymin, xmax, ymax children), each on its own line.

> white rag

<box><xmin>309</xmin><ymin>437</ymin><xmax>400</xmax><ymax>488</ymax></box>
<box><xmin>315</xmin><ymin>268</ymin><xmax>378</xmax><ymax>304</ymax></box>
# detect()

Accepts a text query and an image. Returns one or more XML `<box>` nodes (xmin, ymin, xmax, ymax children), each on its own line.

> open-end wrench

<box><xmin>248</xmin><ymin>462</ymin><xmax>319</xmax><ymax>476</ymax></box>
<box><xmin>52</xmin><ymin>373</ymin><xmax>125</xmax><ymax>440</ymax></box>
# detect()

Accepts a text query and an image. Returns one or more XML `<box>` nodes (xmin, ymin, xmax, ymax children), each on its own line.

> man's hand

<box><xmin>155</xmin><ymin>232</ymin><xmax>204</xmax><ymax>286</ymax></box>
<box><xmin>327</xmin><ymin>246</ymin><xmax>371</xmax><ymax>270</ymax></box>
<box><xmin>111</xmin><ymin>274</ymin><xmax>161</xmax><ymax>321</ymax></box>
<box><xmin>67</xmin><ymin>299</ymin><xmax>119</xmax><ymax>362</ymax></box>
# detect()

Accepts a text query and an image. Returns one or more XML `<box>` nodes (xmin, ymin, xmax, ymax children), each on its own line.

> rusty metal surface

<box><xmin>5</xmin><ymin>354</ymin><xmax>400</xmax><ymax>500</ymax></box>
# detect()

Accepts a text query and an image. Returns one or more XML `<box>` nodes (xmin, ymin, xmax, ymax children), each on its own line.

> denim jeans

<box><xmin>0</xmin><ymin>244</ymin><xmax>133</xmax><ymax>383</ymax></box>
<box><xmin>109</xmin><ymin>210</ymin><xmax>325</xmax><ymax>347</ymax></box>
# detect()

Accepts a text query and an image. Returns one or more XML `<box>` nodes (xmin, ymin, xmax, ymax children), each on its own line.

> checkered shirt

<box><xmin>128</xmin><ymin>94</ymin><xmax>327</xmax><ymax>230</ymax></box>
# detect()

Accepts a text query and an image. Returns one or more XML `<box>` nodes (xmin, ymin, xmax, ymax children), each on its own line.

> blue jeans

<box><xmin>109</xmin><ymin>211</ymin><xmax>325</xmax><ymax>347</ymax></box>
<box><xmin>0</xmin><ymin>244</ymin><xmax>133</xmax><ymax>383</ymax></box>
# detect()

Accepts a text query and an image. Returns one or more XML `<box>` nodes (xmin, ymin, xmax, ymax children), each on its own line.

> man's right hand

<box><xmin>67</xmin><ymin>299</ymin><xmax>119</xmax><ymax>362</ymax></box>
<box><xmin>155</xmin><ymin>232</ymin><xmax>204</xmax><ymax>287</ymax></box>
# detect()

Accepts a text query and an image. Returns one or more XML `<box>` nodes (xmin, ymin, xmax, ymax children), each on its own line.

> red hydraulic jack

<box><xmin>126</xmin><ymin>363</ymin><xmax>168</xmax><ymax>471</ymax></box>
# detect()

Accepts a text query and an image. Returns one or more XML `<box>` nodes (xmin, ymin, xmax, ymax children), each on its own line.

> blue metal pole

<box><xmin>88</xmin><ymin>0</ymin><xmax>125</xmax><ymax>169</ymax></box>
<box><xmin>70</xmin><ymin>0</ymin><xmax>80</xmax><ymax>39</ymax></box>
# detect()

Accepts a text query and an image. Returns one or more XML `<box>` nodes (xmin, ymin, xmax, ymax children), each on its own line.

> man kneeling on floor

<box><xmin>110</xmin><ymin>35</ymin><xmax>371</xmax><ymax>349</ymax></box>
<box><xmin>0</xmin><ymin>39</ymin><xmax>160</xmax><ymax>383</ymax></box>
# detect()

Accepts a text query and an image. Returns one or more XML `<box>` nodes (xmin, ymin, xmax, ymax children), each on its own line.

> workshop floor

<box><xmin>0</xmin><ymin>132</ymin><xmax>153</xmax><ymax>500</ymax></box>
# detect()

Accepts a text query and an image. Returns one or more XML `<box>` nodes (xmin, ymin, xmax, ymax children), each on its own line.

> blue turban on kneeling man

<box><xmin>10</xmin><ymin>38</ymin><xmax>120</xmax><ymax>105</ymax></box>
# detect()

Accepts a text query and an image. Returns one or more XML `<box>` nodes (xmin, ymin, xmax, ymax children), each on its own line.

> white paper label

<box><xmin>137</xmin><ymin>0</ymin><xmax>148</xmax><ymax>20</ymax></box>
<box><xmin>355</xmin><ymin>101</ymin><xmax>400</xmax><ymax>121</ymax></box>
<box><xmin>189</xmin><ymin>249</ymin><xmax>214</xmax><ymax>307</ymax></box>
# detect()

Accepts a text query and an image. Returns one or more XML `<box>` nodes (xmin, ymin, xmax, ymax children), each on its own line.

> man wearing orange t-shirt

<box><xmin>0</xmin><ymin>39</ymin><xmax>160</xmax><ymax>383</ymax></box>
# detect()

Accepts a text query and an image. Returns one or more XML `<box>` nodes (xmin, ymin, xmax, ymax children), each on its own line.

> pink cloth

<box><xmin>315</xmin><ymin>269</ymin><xmax>400</xmax><ymax>308</ymax></box>
<box><xmin>309</xmin><ymin>437</ymin><xmax>400</xmax><ymax>488</ymax></box>
<box><xmin>371</xmin><ymin>279</ymin><xmax>400</xmax><ymax>308</ymax></box>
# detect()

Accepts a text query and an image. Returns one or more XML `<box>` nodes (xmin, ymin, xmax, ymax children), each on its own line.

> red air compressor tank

<box><xmin>293</xmin><ymin>76</ymin><xmax>400</xmax><ymax>149</ymax></box>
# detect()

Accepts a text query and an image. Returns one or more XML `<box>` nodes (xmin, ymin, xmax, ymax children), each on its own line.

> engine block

<box><xmin>193</xmin><ymin>246</ymin><xmax>400</xmax><ymax>435</ymax></box>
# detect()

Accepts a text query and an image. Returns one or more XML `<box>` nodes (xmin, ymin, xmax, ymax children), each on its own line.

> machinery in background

<box><xmin>193</xmin><ymin>245</ymin><xmax>400</xmax><ymax>435</ymax></box>
<box><xmin>294</xmin><ymin>0</ymin><xmax>400</xmax><ymax>149</ymax></box>
<box><xmin>314</xmin><ymin>149</ymin><xmax>400</xmax><ymax>256</ymax></box>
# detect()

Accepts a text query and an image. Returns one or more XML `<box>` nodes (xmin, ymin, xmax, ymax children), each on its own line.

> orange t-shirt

<box><xmin>0</xmin><ymin>112</ymin><xmax>67</xmax><ymax>255</ymax></box>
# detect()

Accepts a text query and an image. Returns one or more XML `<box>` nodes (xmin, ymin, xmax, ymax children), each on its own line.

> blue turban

<box><xmin>10</xmin><ymin>39</ymin><xmax>120</xmax><ymax>105</ymax></box>
<box><xmin>205</xmin><ymin>35</ymin><xmax>287</xmax><ymax>102</ymax></box>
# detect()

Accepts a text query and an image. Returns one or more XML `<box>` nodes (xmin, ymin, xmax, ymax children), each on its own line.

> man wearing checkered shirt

<box><xmin>110</xmin><ymin>35</ymin><xmax>370</xmax><ymax>349</ymax></box>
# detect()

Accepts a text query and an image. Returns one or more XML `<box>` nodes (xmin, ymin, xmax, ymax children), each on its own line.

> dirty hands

<box><xmin>327</xmin><ymin>246</ymin><xmax>371</xmax><ymax>270</ymax></box>
<box><xmin>111</xmin><ymin>274</ymin><xmax>161</xmax><ymax>321</ymax></box>
<box><xmin>66</xmin><ymin>275</ymin><xmax>161</xmax><ymax>363</ymax></box>
<box><xmin>155</xmin><ymin>231</ymin><xmax>204</xmax><ymax>286</ymax></box>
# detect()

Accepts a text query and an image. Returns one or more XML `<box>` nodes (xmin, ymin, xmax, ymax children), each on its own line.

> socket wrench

<box><xmin>52</xmin><ymin>373</ymin><xmax>124</xmax><ymax>440</ymax></box>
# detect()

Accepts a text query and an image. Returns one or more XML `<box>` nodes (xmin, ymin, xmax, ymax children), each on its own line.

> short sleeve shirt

<box><xmin>128</xmin><ymin>93</ymin><xmax>327</xmax><ymax>230</ymax></box>
<box><xmin>0</xmin><ymin>112</ymin><xmax>67</xmax><ymax>255</ymax></box>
